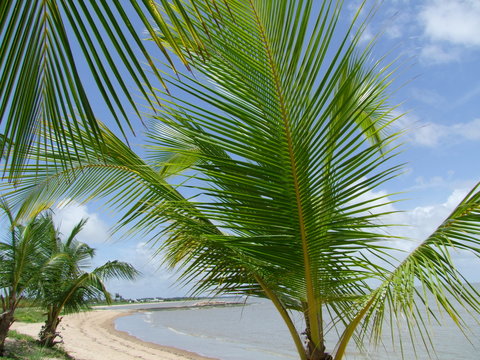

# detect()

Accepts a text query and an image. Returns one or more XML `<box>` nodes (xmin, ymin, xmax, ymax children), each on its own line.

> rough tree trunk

<box><xmin>303</xmin><ymin>326</ymin><xmax>333</xmax><ymax>360</ymax></box>
<box><xmin>39</xmin><ymin>315</ymin><xmax>63</xmax><ymax>348</ymax></box>
<box><xmin>305</xmin><ymin>345</ymin><xmax>333</xmax><ymax>360</ymax></box>
<box><xmin>305</xmin><ymin>339</ymin><xmax>333</xmax><ymax>360</ymax></box>
<box><xmin>0</xmin><ymin>310</ymin><xmax>15</xmax><ymax>357</ymax></box>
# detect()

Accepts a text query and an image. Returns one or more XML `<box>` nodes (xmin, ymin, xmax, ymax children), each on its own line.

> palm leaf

<box><xmin>0</xmin><ymin>204</ymin><xmax>58</xmax><ymax>303</ymax></box>
<box><xmin>0</xmin><ymin>0</ymin><xmax>225</xmax><ymax>177</ymax></box>
<box><xmin>336</xmin><ymin>183</ymin><xmax>480</xmax><ymax>359</ymax></box>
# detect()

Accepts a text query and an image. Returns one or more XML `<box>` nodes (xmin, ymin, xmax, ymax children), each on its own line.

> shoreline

<box><xmin>12</xmin><ymin>309</ymin><xmax>218</xmax><ymax>360</ymax></box>
<box><xmin>93</xmin><ymin>299</ymin><xmax>243</xmax><ymax>310</ymax></box>
<box><xmin>105</xmin><ymin>310</ymin><xmax>219</xmax><ymax>360</ymax></box>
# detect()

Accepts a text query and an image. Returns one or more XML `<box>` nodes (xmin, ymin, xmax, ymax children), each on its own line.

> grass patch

<box><xmin>14</xmin><ymin>306</ymin><xmax>92</xmax><ymax>324</ymax></box>
<box><xmin>14</xmin><ymin>308</ymin><xmax>45</xmax><ymax>323</ymax></box>
<box><xmin>4</xmin><ymin>330</ymin><xmax>72</xmax><ymax>360</ymax></box>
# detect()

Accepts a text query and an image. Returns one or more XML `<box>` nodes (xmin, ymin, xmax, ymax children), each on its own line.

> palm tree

<box><xmin>36</xmin><ymin>218</ymin><xmax>139</xmax><ymax>347</ymax></box>
<box><xmin>0</xmin><ymin>200</ymin><xmax>54</xmax><ymax>356</ymax></box>
<box><xmin>8</xmin><ymin>118</ymin><xmax>480</xmax><ymax>360</ymax></box>
<box><xmin>3</xmin><ymin>1</ymin><xmax>480</xmax><ymax>360</ymax></box>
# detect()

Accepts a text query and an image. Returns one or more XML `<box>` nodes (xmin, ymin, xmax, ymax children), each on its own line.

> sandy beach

<box><xmin>12</xmin><ymin>309</ymin><xmax>217</xmax><ymax>360</ymax></box>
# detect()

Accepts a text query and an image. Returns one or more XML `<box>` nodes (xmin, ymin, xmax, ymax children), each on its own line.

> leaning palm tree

<box><xmin>36</xmin><ymin>218</ymin><xmax>139</xmax><ymax>347</ymax></box>
<box><xmin>0</xmin><ymin>200</ymin><xmax>54</xmax><ymax>356</ymax></box>
<box><xmin>3</xmin><ymin>1</ymin><xmax>480</xmax><ymax>360</ymax></box>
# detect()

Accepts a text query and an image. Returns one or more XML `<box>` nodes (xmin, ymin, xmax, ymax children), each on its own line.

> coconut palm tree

<box><xmin>3</xmin><ymin>1</ymin><xmax>480</xmax><ymax>360</ymax></box>
<box><xmin>0</xmin><ymin>200</ymin><xmax>54</xmax><ymax>356</ymax></box>
<box><xmin>8</xmin><ymin>116</ymin><xmax>480</xmax><ymax>360</ymax></box>
<box><xmin>36</xmin><ymin>218</ymin><xmax>139</xmax><ymax>347</ymax></box>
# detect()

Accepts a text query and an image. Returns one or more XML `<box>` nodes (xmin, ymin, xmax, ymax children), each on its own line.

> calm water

<box><xmin>113</xmin><ymin>298</ymin><xmax>480</xmax><ymax>360</ymax></box>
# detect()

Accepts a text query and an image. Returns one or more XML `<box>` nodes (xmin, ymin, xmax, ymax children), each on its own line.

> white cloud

<box><xmin>419</xmin><ymin>44</ymin><xmax>460</xmax><ymax>64</ymax></box>
<box><xmin>359</xmin><ymin>26</ymin><xmax>375</xmax><ymax>44</ymax></box>
<box><xmin>451</xmin><ymin>118</ymin><xmax>480</xmax><ymax>140</ymax></box>
<box><xmin>361</xmin><ymin>186</ymin><xmax>476</xmax><ymax>263</ymax></box>
<box><xmin>382</xmin><ymin>5</ymin><xmax>415</xmax><ymax>40</ymax></box>
<box><xmin>345</xmin><ymin>184</ymin><xmax>480</xmax><ymax>283</ymax></box>
<box><xmin>420</xmin><ymin>0</ymin><xmax>480</xmax><ymax>47</ymax></box>
<box><xmin>384</xmin><ymin>23</ymin><xmax>403</xmax><ymax>40</ymax></box>
<box><xmin>397</xmin><ymin>116</ymin><xmax>480</xmax><ymax>147</ymax></box>
<box><xmin>417</xmin><ymin>0</ymin><xmax>480</xmax><ymax>64</ymax></box>
<box><xmin>411</xmin><ymin>172</ymin><xmax>457</xmax><ymax>191</ymax></box>
<box><xmin>410</xmin><ymin>122</ymin><xmax>447</xmax><ymax>147</ymax></box>
<box><xmin>105</xmin><ymin>242</ymin><xmax>187</xmax><ymax>299</ymax></box>
<box><xmin>390</xmin><ymin>187</ymin><xmax>480</xmax><ymax>281</ymax></box>
<box><xmin>53</xmin><ymin>201</ymin><xmax>111</xmax><ymax>245</ymax></box>
<box><xmin>410</xmin><ymin>88</ymin><xmax>445</xmax><ymax>107</ymax></box>
<box><xmin>398</xmin><ymin>188</ymin><xmax>469</xmax><ymax>241</ymax></box>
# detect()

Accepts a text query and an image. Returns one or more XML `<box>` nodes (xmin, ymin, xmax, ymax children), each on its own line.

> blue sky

<box><xmin>47</xmin><ymin>0</ymin><xmax>480</xmax><ymax>299</ymax></box>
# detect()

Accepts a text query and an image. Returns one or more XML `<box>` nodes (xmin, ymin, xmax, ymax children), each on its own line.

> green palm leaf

<box><xmin>336</xmin><ymin>183</ymin><xmax>480</xmax><ymax>359</ymax></box>
<box><xmin>140</xmin><ymin>1</ymin><xmax>402</xmax><ymax>355</ymax></box>
<box><xmin>0</xmin><ymin>0</ymin><xmax>223</xmax><ymax>177</ymax></box>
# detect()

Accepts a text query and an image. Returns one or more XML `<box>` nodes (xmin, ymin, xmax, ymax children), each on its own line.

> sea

<box><xmin>105</xmin><ymin>295</ymin><xmax>480</xmax><ymax>360</ymax></box>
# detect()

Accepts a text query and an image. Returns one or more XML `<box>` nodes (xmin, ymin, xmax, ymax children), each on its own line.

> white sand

<box><xmin>12</xmin><ymin>310</ymin><xmax>217</xmax><ymax>360</ymax></box>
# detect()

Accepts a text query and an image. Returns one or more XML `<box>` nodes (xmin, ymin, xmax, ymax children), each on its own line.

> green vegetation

<box><xmin>13</xmin><ymin>308</ymin><xmax>44</xmax><ymax>324</ymax></box>
<box><xmin>14</xmin><ymin>306</ymin><xmax>95</xmax><ymax>324</ymax></box>
<box><xmin>0</xmin><ymin>201</ymin><xmax>56</xmax><ymax>356</ymax></box>
<box><xmin>0</xmin><ymin>0</ymin><xmax>197</xmax><ymax>177</ymax></box>
<box><xmin>2</xmin><ymin>331</ymin><xmax>71</xmax><ymax>360</ymax></box>
<box><xmin>14</xmin><ymin>300</ymin><xmax>93</xmax><ymax>324</ymax></box>
<box><xmin>2</xmin><ymin>1</ymin><xmax>480</xmax><ymax>360</ymax></box>
<box><xmin>0</xmin><ymin>204</ymin><xmax>138</xmax><ymax>355</ymax></box>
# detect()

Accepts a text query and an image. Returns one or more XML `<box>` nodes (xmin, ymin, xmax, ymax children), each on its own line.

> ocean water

<box><xmin>113</xmin><ymin>298</ymin><xmax>480</xmax><ymax>360</ymax></box>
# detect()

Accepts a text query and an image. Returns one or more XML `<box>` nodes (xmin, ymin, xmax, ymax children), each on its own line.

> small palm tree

<box><xmin>0</xmin><ymin>200</ymin><xmax>53</xmax><ymax>356</ymax></box>
<box><xmin>37</xmin><ymin>218</ymin><xmax>139</xmax><ymax>347</ymax></box>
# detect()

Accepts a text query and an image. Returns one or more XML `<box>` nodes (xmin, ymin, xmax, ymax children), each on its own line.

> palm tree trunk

<box><xmin>39</xmin><ymin>310</ymin><xmax>62</xmax><ymax>348</ymax></box>
<box><xmin>0</xmin><ymin>310</ymin><xmax>14</xmax><ymax>356</ymax></box>
<box><xmin>304</xmin><ymin>326</ymin><xmax>332</xmax><ymax>360</ymax></box>
<box><xmin>305</xmin><ymin>342</ymin><xmax>332</xmax><ymax>360</ymax></box>
<box><xmin>303</xmin><ymin>304</ymin><xmax>332</xmax><ymax>360</ymax></box>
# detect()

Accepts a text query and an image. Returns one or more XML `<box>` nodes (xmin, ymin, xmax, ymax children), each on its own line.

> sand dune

<box><xmin>12</xmin><ymin>309</ymin><xmax>216</xmax><ymax>360</ymax></box>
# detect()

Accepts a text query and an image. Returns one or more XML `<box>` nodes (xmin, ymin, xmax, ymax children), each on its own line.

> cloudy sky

<box><xmin>48</xmin><ymin>0</ymin><xmax>480</xmax><ymax>299</ymax></box>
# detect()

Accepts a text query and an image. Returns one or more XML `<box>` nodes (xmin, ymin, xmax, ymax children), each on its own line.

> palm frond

<box><xmin>93</xmin><ymin>261</ymin><xmax>140</xmax><ymax>282</ymax></box>
<box><xmin>336</xmin><ymin>183</ymin><xmax>480</xmax><ymax>359</ymax></box>
<box><xmin>63</xmin><ymin>218</ymin><xmax>88</xmax><ymax>248</ymax></box>
<box><xmin>0</xmin><ymin>0</ymin><xmax>223</xmax><ymax>177</ymax></box>
<box><xmin>0</xmin><ymin>205</ymin><xmax>58</xmax><ymax>303</ymax></box>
